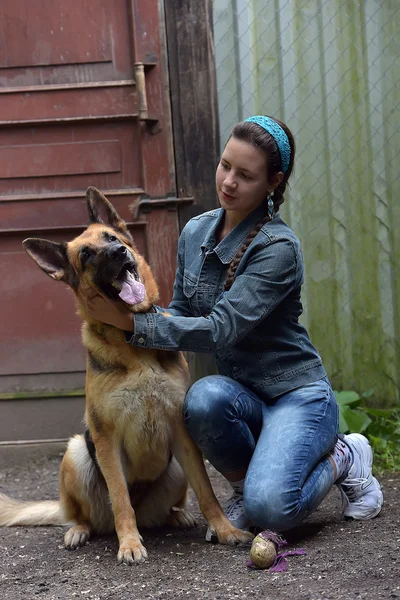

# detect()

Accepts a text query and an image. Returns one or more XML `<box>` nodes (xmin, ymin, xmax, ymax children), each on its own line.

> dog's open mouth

<box><xmin>110</xmin><ymin>263</ymin><xmax>146</xmax><ymax>305</ymax></box>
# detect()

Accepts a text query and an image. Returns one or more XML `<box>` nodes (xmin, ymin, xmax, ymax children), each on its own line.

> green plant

<box><xmin>334</xmin><ymin>390</ymin><xmax>400</xmax><ymax>473</ymax></box>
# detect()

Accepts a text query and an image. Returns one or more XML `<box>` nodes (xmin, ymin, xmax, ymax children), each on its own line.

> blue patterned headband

<box><xmin>245</xmin><ymin>116</ymin><xmax>291</xmax><ymax>174</ymax></box>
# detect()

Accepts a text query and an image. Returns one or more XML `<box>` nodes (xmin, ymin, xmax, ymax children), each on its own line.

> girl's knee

<box><xmin>244</xmin><ymin>487</ymin><xmax>303</xmax><ymax>532</ymax></box>
<box><xmin>183</xmin><ymin>375</ymin><xmax>237</xmax><ymax>422</ymax></box>
<box><xmin>183</xmin><ymin>375</ymin><xmax>239</xmax><ymax>446</ymax></box>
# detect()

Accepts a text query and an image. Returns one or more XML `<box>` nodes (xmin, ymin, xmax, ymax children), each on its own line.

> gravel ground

<box><xmin>0</xmin><ymin>452</ymin><xmax>399</xmax><ymax>600</ymax></box>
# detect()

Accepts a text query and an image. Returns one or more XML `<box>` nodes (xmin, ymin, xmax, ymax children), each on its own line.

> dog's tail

<box><xmin>0</xmin><ymin>493</ymin><xmax>66</xmax><ymax>526</ymax></box>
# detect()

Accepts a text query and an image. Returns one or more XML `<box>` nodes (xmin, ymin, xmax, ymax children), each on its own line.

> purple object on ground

<box><xmin>246</xmin><ymin>529</ymin><xmax>306</xmax><ymax>573</ymax></box>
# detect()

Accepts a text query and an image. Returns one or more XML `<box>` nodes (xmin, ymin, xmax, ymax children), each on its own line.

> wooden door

<box><xmin>0</xmin><ymin>0</ymin><xmax>178</xmax><ymax>398</ymax></box>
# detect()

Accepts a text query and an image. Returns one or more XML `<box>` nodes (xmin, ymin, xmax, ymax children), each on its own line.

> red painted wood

<box><xmin>0</xmin><ymin>1</ymin><xmax>178</xmax><ymax>395</ymax></box>
<box><xmin>145</xmin><ymin>209</ymin><xmax>180</xmax><ymax>305</ymax></box>
<box><xmin>0</xmin><ymin>123</ymin><xmax>143</xmax><ymax>197</ymax></box>
<box><xmin>0</xmin><ymin>141</ymin><xmax>121</xmax><ymax>179</ymax></box>
<box><xmin>0</xmin><ymin>0</ymin><xmax>133</xmax><ymax>82</ymax></box>
<box><xmin>0</xmin><ymin>1</ymin><xmax>112</xmax><ymax>69</ymax></box>
<box><xmin>0</xmin><ymin>85</ymin><xmax>138</xmax><ymax>124</ymax></box>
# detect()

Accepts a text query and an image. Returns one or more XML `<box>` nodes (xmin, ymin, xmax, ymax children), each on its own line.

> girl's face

<box><xmin>216</xmin><ymin>137</ymin><xmax>280</xmax><ymax>221</ymax></box>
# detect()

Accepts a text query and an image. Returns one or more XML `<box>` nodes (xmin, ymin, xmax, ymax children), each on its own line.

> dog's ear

<box><xmin>23</xmin><ymin>238</ymin><xmax>75</xmax><ymax>285</ymax></box>
<box><xmin>86</xmin><ymin>187</ymin><xmax>131</xmax><ymax>240</ymax></box>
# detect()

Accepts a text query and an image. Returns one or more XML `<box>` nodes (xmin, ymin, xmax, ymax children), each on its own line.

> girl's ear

<box><xmin>270</xmin><ymin>171</ymin><xmax>284</xmax><ymax>192</ymax></box>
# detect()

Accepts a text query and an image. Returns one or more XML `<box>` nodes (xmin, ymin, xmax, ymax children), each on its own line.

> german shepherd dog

<box><xmin>0</xmin><ymin>188</ymin><xmax>253</xmax><ymax>564</ymax></box>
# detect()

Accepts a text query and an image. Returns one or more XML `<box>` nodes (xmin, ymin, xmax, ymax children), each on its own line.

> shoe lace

<box><xmin>340</xmin><ymin>475</ymin><xmax>372</xmax><ymax>501</ymax></box>
<box><xmin>224</xmin><ymin>494</ymin><xmax>245</xmax><ymax>521</ymax></box>
<box><xmin>341</xmin><ymin>476</ymin><xmax>369</xmax><ymax>488</ymax></box>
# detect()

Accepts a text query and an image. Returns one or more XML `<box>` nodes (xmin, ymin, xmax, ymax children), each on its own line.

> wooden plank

<box><xmin>0</xmin><ymin>200</ymin><xmax>146</xmax><ymax>232</ymax></box>
<box><xmin>0</xmin><ymin>188</ymin><xmax>144</xmax><ymax>203</ymax></box>
<box><xmin>314</xmin><ymin>1</ymin><xmax>350</xmax><ymax>392</ymax></box>
<box><xmin>0</xmin><ymin>0</ymin><xmax>180</xmax><ymax>421</ymax></box>
<box><xmin>363</xmin><ymin>1</ymin><xmax>399</xmax><ymax>405</ymax></box>
<box><xmin>0</xmin><ymin>85</ymin><xmax>137</xmax><ymax>124</ymax></box>
<box><xmin>379</xmin><ymin>0</ymin><xmax>400</xmax><ymax>404</ymax></box>
<box><xmin>0</xmin><ymin>80</ymin><xmax>136</xmax><ymax>94</ymax></box>
<box><xmin>0</xmin><ymin>122</ymin><xmax>144</xmax><ymax>198</ymax></box>
<box><xmin>250</xmin><ymin>0</ymin><xmax>283</xmax><ymax>119</ymax></box>
<box><xmin>0</xmin><ymin>141</ymin><xmax>121</xmax><ymax>179</ymax></box>
<box><xmin>212</xmin><ymin>0</ymin><xmax>242</xmax><ymax>146</ymax></box>
<box><xmin>283</xmin><ymin>0</ymin><xmax>344</xmax><ymax>391</ymax></box>
<box><xmin>127</xmin><ymin>0</ymin><xmax>175</xmax><ymax>198</ymax></box>
<box><xmin>333</xmin><ymin>2</ymin><xmax>383</xmax><ymax>401</ymax></box>
<box><xmin>0</xmin><ymin>396</ymin><xmax>85</xmax><ymax>443</ymax></box>
<box><xmin>164</xmin><ymin>0</ymin><xmax>219</xmax><ymax>381</ymax></box>
<box><xmin>0</xmin><ymin>0</ymin><xmax>112</xmax><ymax>69</ymax></box>
<box><xmin>164</xmin><ymin>0</ymin><xmax>220</xmax><ymax>229</ymax></box>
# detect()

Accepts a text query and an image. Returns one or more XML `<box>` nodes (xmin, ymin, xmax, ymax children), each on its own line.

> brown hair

<box><xmin>223</xmin><ymin>116</ymin><xmax>295</xmax><ymax>291</ymax></box>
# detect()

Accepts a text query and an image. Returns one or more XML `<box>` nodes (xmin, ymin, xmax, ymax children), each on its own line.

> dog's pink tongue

<box><xmin>118</xmin><ymin>277</ymin><xmax>146</xmax><ymax>305</ymax></box>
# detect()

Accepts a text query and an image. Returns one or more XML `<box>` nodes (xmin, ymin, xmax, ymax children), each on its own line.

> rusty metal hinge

<box><xmin>131</xmin><ymin>195</ymin><xmax>194</xmax><ymax>219</ymax></box>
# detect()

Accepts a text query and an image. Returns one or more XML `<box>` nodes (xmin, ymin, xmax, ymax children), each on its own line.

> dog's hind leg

<box><xmin>60</xmin><ymin>435</ymin><xmax>114</xmax><ymax>550</ymax></box>
<box><xmin>64</xmin><ymin>521</ymin><xmax>91</xmax><ymax>550</ymax></box>
<box><xmin>165</xmin><ymin>477</ymin><xmax>196</xmax><ymax>529</ymax></box>
<box><xmin>60</xmin><ymin>439</ymin><xmax>93</xmax><ymax>550</ymax></box>
<box><xmin>135</xmin><ymin>457</ymin><xmax>196</xmax><ymax>529</ymax></box>
<box><xmin>166</xmin><ymin>493</ymin><xmax>197</xmax><ymax>529</ymax></box>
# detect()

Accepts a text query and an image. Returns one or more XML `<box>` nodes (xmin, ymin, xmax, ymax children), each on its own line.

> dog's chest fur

<box><xmin>84</xmin><ymin>325</ymin><xmax>190</xmax><ymax>483</ymax></box>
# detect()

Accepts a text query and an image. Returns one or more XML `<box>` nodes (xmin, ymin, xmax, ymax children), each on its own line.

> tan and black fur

<box><xmin>0</xmin><ymin>187</ymin><xmax>253</xmax><ymax>564</ymax></box>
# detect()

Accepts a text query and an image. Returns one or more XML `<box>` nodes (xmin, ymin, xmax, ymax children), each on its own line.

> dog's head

<box><xmin>23</xmin><ymin>187</ymin><xmax>158</xmax><ymax>313</ymax></box>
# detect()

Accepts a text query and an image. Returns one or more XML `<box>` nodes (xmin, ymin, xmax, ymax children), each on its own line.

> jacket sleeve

<box><xmin>126</xmin><ymin>238</ymin><xmax>299</xmax><ymax>352</ymax></box>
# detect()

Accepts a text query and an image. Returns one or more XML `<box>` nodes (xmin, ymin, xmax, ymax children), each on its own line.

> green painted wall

<box><xmin>213</xmin><ymin>0</ymin><xmax>400</xmax><ymax>405</ymax></box>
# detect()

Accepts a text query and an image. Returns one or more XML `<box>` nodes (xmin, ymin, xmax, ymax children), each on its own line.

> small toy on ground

<box><xmin>247</xmin><ymin>530</ymin><xmax>306</xmax><ymax>572</ymax></box>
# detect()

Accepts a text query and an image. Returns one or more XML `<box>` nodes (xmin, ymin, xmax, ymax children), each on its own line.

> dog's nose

<box><xmin>110</xmin><ymin>244</ymin><xmax>127</xmax><ymax>259</ymax></box>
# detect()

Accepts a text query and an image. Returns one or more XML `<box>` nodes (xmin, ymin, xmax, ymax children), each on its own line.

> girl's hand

<box><xmin>83</xmin><ymin>288</ymin><xmax>134</xmax><ymax>332</ymax></box>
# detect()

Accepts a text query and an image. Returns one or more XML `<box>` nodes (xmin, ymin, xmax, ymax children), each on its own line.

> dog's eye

<box><xmin>81</xmin><ymin>249</ymin><xmax>92</xmax><ymax>263</ymax></box>
<box><xmin>109</xmin><ymin>235</ymin><xmax>117</xmax><ymax>242</ymax></box>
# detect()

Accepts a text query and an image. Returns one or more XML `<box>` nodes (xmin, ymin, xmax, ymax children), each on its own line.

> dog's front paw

<box><xmin>117</xmin><ymin>539</ymin><xmax>148</xmax><ymax>565</ymax></box>
<box><xmin>215</xmin><ymin>525</ymin><xmax>254</xmax><ymax>546</ymax></box>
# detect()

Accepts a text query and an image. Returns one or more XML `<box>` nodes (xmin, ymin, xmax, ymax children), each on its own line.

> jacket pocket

<box><xmin>252</xmin><ymin>331</ymin><xmax>283</xmax><ymax>384</ymax></box>
<box><xmin>255</xmin><ymin>351</ymin><xmax>283</xmax><ymax>381</ymax></box>
<box><xmin>183</xmin><ymin>273</ymin><xmax>196</xmax><ymax>298</ymax></box>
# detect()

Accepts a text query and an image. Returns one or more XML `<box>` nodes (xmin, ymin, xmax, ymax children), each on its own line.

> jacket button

<box><xmin>138</xmin><ymin>337</ymin><xmax>145</xmax><ymax>344</ymax></box>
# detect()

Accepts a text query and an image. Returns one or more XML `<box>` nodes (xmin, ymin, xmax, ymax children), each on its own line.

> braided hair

<box><xmin>223</xmin><ymin>117</ymin><xmax>295</xmax><ymax>291</ymax></box>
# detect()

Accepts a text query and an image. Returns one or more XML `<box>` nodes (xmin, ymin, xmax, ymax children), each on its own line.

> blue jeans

<box><xmin>184</xmin><ymin>375</ymin><xmax>339</xmax><ymax>532</ymax></box>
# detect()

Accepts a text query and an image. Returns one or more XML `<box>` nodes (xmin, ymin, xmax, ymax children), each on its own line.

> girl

<box><xmin>85</xmin><ymin>115</ymin><xmax>383</xmax><ymax>537</ymax></box>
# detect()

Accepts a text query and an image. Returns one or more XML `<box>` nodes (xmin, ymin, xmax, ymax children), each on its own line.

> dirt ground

<box><xmin>0</xmin><ymin>452</ymin><xmax>399</xmax><ymax>600</ymax></box>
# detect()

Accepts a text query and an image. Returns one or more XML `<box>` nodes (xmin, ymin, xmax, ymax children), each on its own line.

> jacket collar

<box><xmin>201</xmin><ymin>200</ymin><xmax>271</xmax><ymax>264</ymax></box>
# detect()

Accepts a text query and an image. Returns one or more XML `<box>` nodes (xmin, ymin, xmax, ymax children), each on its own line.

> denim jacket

<box><xmin>127</xmin><ymin>201</ymin><xmax>326</xmax><ymax>402</ymax></box>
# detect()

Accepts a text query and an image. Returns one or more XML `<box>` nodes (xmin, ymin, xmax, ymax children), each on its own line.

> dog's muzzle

<box><xmin>96</xmin><ymin>245</ymin><xmax>146</xmax><ymax>306</ymax></box>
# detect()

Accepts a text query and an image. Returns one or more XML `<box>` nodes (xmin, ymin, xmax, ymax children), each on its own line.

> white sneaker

<box><xmin>205</xmin><ymin>494</ymin><xmax>251</xmax><ymax>543</ymax></box>
<box><xmin>337</xmin><ymin>433</ymin><xmax>383</xmax><ymax>520</ymax></box>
